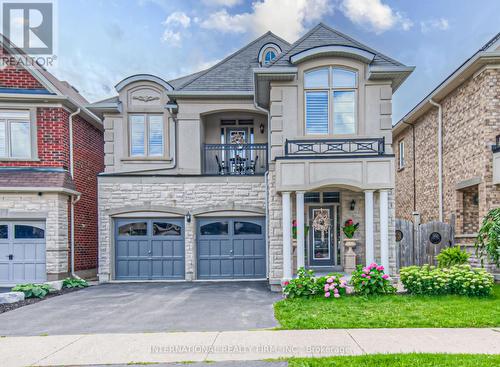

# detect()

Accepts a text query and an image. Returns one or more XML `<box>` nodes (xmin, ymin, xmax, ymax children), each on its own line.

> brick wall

<box><xmin>72</xmin><ymin>115</ymin><xmax>104</xmax><ymax>271</ymax></box>
<box><xmin>394</xmin><ymin>68</ymin><xmax>500</xmax><ymax>228</ymax></box>
<box><xmin>0</xmin><ymin>47</ymin><xmax>45</xmax><ymax>90</ymax></box>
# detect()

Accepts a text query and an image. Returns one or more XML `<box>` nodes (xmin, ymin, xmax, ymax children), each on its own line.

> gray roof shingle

<box><xmin>0</xmin><ymin>168</ymin><xmax>76</xmax><ymax>191</ymax></box>
<box><xmin>176</xmin><ymin>32</ymin><xmax>291</xmax><ymax>92</ymax></box>
<box><xmin>269</xmin><ymin>23</ymin><xmax>404</xmax><ymax>68</ymax></box>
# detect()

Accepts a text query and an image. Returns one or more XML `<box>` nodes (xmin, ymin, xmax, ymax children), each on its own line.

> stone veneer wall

<box><xmin>98</xmin><ymin>178</ymin><xmax>266</xmax><ymax>281</ymax></box>
<box><xmin>0</xmin><ymin>192</ymin><xmax>69</xmax><ymax>278</ymax></box>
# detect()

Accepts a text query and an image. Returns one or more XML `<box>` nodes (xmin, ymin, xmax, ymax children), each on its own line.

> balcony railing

<box><xmin>492</xmin><ymin>135</ymin><xmax>500</xmax><ymax>153</ymax></box>
<box><xmin>203</xmin><ymin>143</ymin><xmax>268</xmax><ymax>175</ymax></box>
<box><xmin>285</xmin><ymin>138</ymin><xmax>385</xmax><ymax>157</ymax></box>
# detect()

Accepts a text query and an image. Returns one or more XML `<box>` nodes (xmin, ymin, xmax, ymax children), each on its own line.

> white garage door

<box><xmin>0</xmin><ymin>221</ymin><xmax>46</xmax><ymax>285</ymax></box>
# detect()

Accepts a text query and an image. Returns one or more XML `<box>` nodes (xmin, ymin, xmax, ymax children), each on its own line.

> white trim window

<box><xmin>0</xmin><ymin>110</ymin><xmax>32</xmax><ymax>159</ymax></box>
<box><xmin>398</xmin><ymin>140</ymin><xmax>405</xmax><ymax>169</ymax></box>
<box><xmin>129</xmin><ymin>114</ymin><xmax>164</xmax><ymax>157</ymax></box>
<box><xmin>304</xmin><ymin>67</ymin><xmax>357</xmax><ymax>135</ymax></box>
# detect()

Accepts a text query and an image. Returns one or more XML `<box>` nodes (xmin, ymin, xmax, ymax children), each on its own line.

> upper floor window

<box><xmin>264</xmin><ymin>50</ymin><xmax>276</xmax><ymax>65</ymax></box>
<box><xmin>304</xmin><ymin>67</ymin><xmax>357</xmax><ymax>135</ymax></box>
<box><xmin>0</xmin><ymin>110</ymin><xmax>32</xmax><ymax>159</ymax></box>
<box><xmin>259</xmin><ymin>44</ymin><xmax>281</xmax><ymax>66</ymax></box>
<box><xmin>398</xmin><ymin>140</ymin><xmax>405</xmax><ymax>169</ymax></box>
<box><xmin>129</xmin><ymin>114</ymin><xmax>164</xmax><ymax>157</ymax></box>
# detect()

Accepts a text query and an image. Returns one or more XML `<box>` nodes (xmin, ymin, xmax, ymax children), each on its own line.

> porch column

<box><xmin>296</xmin><ymin>191</ymin><xmax>305</xmax><ymax>269</ymax></box>
<box><xmin>379</xmin><ymin>189</ymin><xmax>390</xmax><ymax>273</ymax></box>
<box><xmin>282</xmin><ymin>192</ymin><xmax>292</xmax><ymax>280</ymax></box>
<box><xmin>364</xmin><ymin>190</ymin><xmax>375</xmax><ymax>266</ymax></box>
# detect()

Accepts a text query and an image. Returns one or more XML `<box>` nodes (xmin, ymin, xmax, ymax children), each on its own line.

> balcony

<box><xmin>285</xmin><ymin>137</ymin><xmax>385</xmax><ymax>158</ymax></box>
<box><xmin>203</xmin><ymin>143</ymin><xmax>268</xmax><ymax>175</ymax></box>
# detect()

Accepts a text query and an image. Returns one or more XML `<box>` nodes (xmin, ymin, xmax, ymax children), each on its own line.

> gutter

<box><xmin>429</xmin><ymin>99</ymin><xmax>444</xmax><ymax>222</ymax></box>
<box><xmin>69</xmin><ymin>108</ymin><xmax>82</xmax><ymax>279</ymax></box>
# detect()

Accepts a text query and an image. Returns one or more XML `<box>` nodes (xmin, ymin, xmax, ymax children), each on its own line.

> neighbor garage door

<box><xmin>0</xmin><ymin>221</ymin><xmax>46</xmax><ymax>284</ymax></box>
<box><xmin>115</xmin><ymin>218</ymin><xmax>184</xmax><ymax>280</ymax></box>
<box><xmin>197</xmin><ymin>217</ymin><xmax>266</xmax><ymax>279</ymax></box>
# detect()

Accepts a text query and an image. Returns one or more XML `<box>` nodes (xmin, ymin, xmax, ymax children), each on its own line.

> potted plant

<box><xmin>342</xmin><ymin>218</ymin><xmax>359</xmax><ymax>273</ymax></box>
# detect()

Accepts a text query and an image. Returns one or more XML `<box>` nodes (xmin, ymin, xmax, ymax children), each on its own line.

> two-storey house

<box><xmin>90</xmin><ymin>23</ymin><xmax>413</xmax><ymax>289</ymax></box>
<box><xmin>0</xmin><ymin>37</ymin><xmax>104</xmax><ymax>285</ymax></box>
<box><xmin>393</xmin><ymin>32</ymin><xmax>499</xmax><ymax>274</ymax></box>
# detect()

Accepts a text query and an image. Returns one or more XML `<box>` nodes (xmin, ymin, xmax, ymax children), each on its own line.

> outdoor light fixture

<box><xmin>350</xmin><ymin>200</ymin><xmax>356</xmax><ymax>211</ymax></box>
<box><xmin>186</xmin><ymin>212</ymin><xmax>191</xmax><ymax>223</ymax></box>
<box><xmin>260</xmin><ymin>123</ymin><xmax>265</xmax><ymax>134</ymax></box>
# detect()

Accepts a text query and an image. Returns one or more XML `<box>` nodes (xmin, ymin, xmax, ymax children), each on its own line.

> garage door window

<box><xmin>14</xmin><ymin>224</ymin><xmax>45</xmax><ymax>239</ymax></box>
<box><xmin>153</xmin><ymin>222</ymin><xmax>181</xmax><ymax>236</ymax></box>
<box><xmin>200</xmin><ymin>221</ymin><xmax>228</xmax><ymax>235</ymax></box>
<box><xmin>234</xmin><ymin>221</ymin><xmax>262</xmax><ymax>235</ymax></box>
<box><xmin>118</xmin><ymin>222</ymin><xmax>147</xmax><ymax>236</ymax></box>
<box><xmin>0</xmin><ymin>225</ymin><xmax>7</xmax><ymax>239</ymax></box>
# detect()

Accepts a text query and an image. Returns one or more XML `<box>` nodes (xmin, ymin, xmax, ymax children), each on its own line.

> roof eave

<box><xmin>393</xmin><ymin>51</ymin><xmax>500</xmax><ymax>136</ymax></box>
<box><xmin>166</xmin><ymin>91</ymin><xmax>255</xmax><ymax>99</ymax></box>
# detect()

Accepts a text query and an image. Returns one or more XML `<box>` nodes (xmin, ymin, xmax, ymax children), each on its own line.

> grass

<box><xmin>274</xmin><ymin>284</ymin><xmax>500</xmax><ymax>329</ymax></box>
<box><xmin>288</xmin><ymin>354</ymin><xmax>500</xmax><ymax>367</ymax></box>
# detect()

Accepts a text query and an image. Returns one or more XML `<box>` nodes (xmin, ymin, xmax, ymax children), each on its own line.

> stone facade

<box><xmin>98</xmin><ymin>177</ymin><xmax>266</xmax><ymax>282</ymax></box>
<box><xmin>0</xmin><ymin>192</ymin><xmax>69</xmax><ymax>278</ymax></box>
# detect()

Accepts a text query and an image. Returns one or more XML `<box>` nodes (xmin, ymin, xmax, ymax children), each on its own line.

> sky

<box><xmin>50</xmin><ymin>0</ymin><xmax>500</xmax><ymax>121</ymax></box>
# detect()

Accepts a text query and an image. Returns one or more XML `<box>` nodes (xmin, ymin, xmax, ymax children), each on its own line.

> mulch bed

<box><xmin>0</xmin><ymin>287</ymin><xmax>82</xmax><ymax>314</ymax></box>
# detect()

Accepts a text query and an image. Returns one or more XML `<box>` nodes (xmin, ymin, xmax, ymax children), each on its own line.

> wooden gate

<box><xmin>396</xmin><ymin>219</ymin><xmax>454</xmax><ymax>269</ymax></box>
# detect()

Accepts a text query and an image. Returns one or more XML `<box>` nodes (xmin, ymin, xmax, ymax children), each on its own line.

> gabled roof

<box><xmin>172</xmin><ymin>31</ymin><xmax>291</xmax><ymax>93</ymax></box>
<box><xmin>269</xmin><ymin>23</ymin><xmax>404</xmax><ymax>69</ymax></box>
<box><xmin>393</xmin><ymin>31</ymin><xmax>500</xmax><ymax>136</ymax></box>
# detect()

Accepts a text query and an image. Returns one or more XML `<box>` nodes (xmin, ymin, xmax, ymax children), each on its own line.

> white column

<box><xmin>282</xmin><ymin>192</ymin><xmax>292</xmax><ymax>280</ymax></box>
<box><xmin>379</xmin><ymin>189</ymin><xmax>390</xmax><ymax>273</ymax></box>
<box><xmin>296</xmin><ymin>191</ymin><xmax>305</xmax><ymax>269</ymax></box>
<box><xmin>364</xmin><ymin>190</ymin><xmax>375</xmax><ymax>266</ymax></box>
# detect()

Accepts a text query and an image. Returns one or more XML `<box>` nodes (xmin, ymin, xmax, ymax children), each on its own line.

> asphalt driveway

<box><xmin>0</xmin><ymin>282</ymin><xmax>282</xmax><ymax>336</ymax></box>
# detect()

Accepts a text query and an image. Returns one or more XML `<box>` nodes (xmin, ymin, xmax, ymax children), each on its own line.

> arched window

<box><xmin>264</xmin><ymin>50</ymin><xmax>276</xmax><ymax>65</ymax></box>
<box><xmin>304</xmin><ymin>67</ymin><xmax>357</xmax><ymax>135</ymax></box>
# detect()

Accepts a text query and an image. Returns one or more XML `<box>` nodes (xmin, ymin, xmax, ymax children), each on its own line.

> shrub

<box><xmin>283</xmin><ymin>267</ymin><xmax>320</xmax><ymax>298</ymax></box>
<box><xmin>12</xmin><ymin>283</ymin><xmax>52</xmax><ymax>298</ymax></box>
<box><xmin>475</xmin><ymin>207</ymin><xmax>500</xmax><ymax>266</ymax></box>
<box><xmin>318</xmin><ymin>273</ymin><xmax>348</xmax><ymax>299</ymax></box>
<box><xmin>400</xmin><ymin>265</ymin><xmax>494</xmax><ymax>297</ymax></box>
<box><xmin>400</xmin><ymin>265</ymin><xmax>450</xmax><ymax>295</ymax></box>
<box><xmin>437</xmin><ymin>246</ymin><xmax>469</xmax><ymax>268</ymax></box>
<box><xmin>350</xmin><ymin>263</ymin><xmax>395</xmax><ymax>295</ymax></box>
<box><xmin>62</xmin><ymin>277</ymin><xmax>89</xmax><ymax>288</ymax></box>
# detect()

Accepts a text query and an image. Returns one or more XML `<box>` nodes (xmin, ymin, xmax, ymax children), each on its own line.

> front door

<box><xmin>308</xmin><ymin>206</ymin><xmax>339</xmax><ymax>267</ymax></box>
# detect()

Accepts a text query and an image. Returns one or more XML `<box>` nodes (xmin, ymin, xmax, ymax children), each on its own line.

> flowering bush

<box><xmin>317</xmin><ymin>273</ymin><xmax>348</xmax><ymax>299</ymax></box>
<box><xmin>350</xmin><ymin>263</ymin><xmax>395</xmax><ymax>295</ymax></box>
<box><xmin>342</xmin><ymin>218</ymin><xmax>359</xmax><ymax>238</ymax></box>
<box><xmin>282</xmin><ymin>267</ymin><xmax>320</xmax><ymax>298</ymax></box>
<box><xmin>400</xmin><ymin>264</ymin><xmax>494</xmax><ymax>297</ymax></box>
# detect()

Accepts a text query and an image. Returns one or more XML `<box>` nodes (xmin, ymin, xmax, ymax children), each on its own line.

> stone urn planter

<box><xmin>343</xmin><ymin>238</ymin><xmax>358</xmax><ymax>274</ymax></box>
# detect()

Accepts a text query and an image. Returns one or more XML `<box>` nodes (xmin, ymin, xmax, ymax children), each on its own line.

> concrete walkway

<box><xmin>1</xmin><ymin>328</ymin><xmax>498</xmax><ymax>367</ymax></box>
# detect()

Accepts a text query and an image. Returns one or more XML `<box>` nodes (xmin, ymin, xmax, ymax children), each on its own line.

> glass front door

<box><xmin>307</xmin><ymin>205</ymin><xmax>341</xmax><ymax>268</ymax></box>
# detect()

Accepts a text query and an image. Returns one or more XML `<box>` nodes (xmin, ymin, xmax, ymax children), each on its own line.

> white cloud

<box><xmin>162</xmin><ymin>29</ymin><xmax>182</xmax><ymax>46</ymax></box>
<box><xmin>200</xmin><ymin>0</ymin><xmax>334</xmax><ymax>42</ymax></box>
<box><xmin>201</xmin><ymin>0</ymin><xmax>243</xmax><ymax>6</ymax></box>
<box><xmin>420</xmin><ymin>18</ymin><xmax>449</xmax><ymax>33</ymax></box>
<box><xmin>340</xmin><ymin>0</ymin><xmax>412</xmax><ymax>34</ymax></box>
<box><xmin>163</xmin><ymin>11</ymin><xmax>191</xmax><ymax>28</ymax></box>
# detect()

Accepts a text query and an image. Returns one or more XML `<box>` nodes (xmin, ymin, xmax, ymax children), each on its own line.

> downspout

<box><xmin>69</xmin><ymin>108</ymin><xmax>82</xmax><ymax>279</ymax></box>
<box><xmin>429</xmin><ymin>99</ymin><xmax>443</xmax><ymax>222</ymax></box>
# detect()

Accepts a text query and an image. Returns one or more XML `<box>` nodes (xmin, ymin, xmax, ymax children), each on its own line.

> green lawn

<box><xmin>288</xmin><ymin>354</ymin><xmax>500</xmax><ymax>367</ymax></box>
<box><xmin>274</xmin><ymin>284</ymin><xmax>500</xmax><ymax>329</ymax></box>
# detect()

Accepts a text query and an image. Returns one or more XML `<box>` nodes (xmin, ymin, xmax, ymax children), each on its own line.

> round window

<box><xmin>429</xmin><ymin>232</ymin><xmax>442</xmax><ymax>244</ymax></box>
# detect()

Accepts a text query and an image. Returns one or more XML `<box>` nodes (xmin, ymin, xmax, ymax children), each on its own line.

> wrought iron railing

<box><xmin>285</xmin><ymin>138</ymin><xmax>385</xmax><ymax>157</ymax></box>
<box><xmin>203</xmin><ymin>143</ymin><xmax>268</xmax><ymax>175</ymax></box>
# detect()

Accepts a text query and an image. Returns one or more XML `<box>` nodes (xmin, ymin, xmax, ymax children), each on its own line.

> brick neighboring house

<box><xmin>392</xmin><ymin>32</ymin><xmax>500</xmax><ymax>272</ymax></box>
<box><xmin>0</xmin><ymin>37</ymin><xmax>104</xmax><ymax>285</ymax></box>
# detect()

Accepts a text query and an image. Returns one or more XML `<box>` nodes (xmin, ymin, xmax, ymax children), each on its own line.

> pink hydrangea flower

<box><xmin>370</xmin><ymin>263</ymin><xmax>377</xmax><ymax>268</ymax></box>
<box><xmin>334</xmin><ymin>293</ymin><xmax>340</xmax><ymax>298</ymax></box>
<box><xmin>329</xmin><ymin>284</ymin><xmax>335</xmax><ymax>290</ymax></box>
<box><xmin>326</xmin><ymin>277</ymin><xmax>334</xmax><ymax>283</ymax></box>
<box><xmin>382</xmin><ymin>274</ymin><xmax>389</xmax><ymax>279</ymax></box>
<box><xmin>325</xmin><ymin>292</ymin><xmax>331</xmax><ymax>298</ymax></box>
<box><xmin>366</xmin><ymin>275</ymin><xmax>371</xmax><ymax>279</ymax></box>
<box><xmin>324</xmin><ymin>284</ymin><xmax>330</xmax><ymax>292</ymax></box>
<box><xmin>339</xmin><ymin>283</ymin><xmax>346</xmax><ymax>288</ymax></box>
<box><xmin>361</xmin><ymin>273</ymin><xmax>366</xmax><ymax>278</ymax></box>
<box><xmin>333</xmin><ymin>288</ymin><xmax>339</xmax><ymax>294</ymax></box>
<box><xmin>346</xmin><ymin>286</ymin><xmax>353</xmax><ymax>294</ymax></box>
<box><xmin>377</xmin><ymin>265</ymin><xmax>384</xmax><ymax>271</ymax></box>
